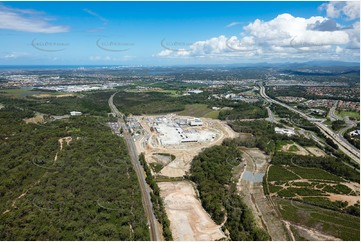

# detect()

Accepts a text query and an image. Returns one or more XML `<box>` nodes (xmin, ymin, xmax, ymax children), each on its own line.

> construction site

<box><xmin>130</xmin><ymin>114</ymin><xmax>237</xmax><ymax>177</ymax></box>
<box><xmin>128</xmin><ymin>114</ymin><xmax>237</xmax><ymax>240</ymax></box>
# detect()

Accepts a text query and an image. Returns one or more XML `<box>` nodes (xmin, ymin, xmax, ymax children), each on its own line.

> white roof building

<box><xmin>350</xmin><ymin>130</ymin><xmax>360</xmax><ymax>136</ymax></box>
<box><xmin>70</xmin><ymin>111</ymin><xmax>82</xmax><ymax>116</ymax></box>
<box><xmin>188</xmin><ymin>89</ymin><xmax>203</xmax><ymax>94</ymax></box>
<box><xmin>188</xmin><ymin>118</ymin><xmax>203</xmax><ymax>126</ymax></box>
<box><xmin>275</xmin><ymin>127</ymin><xmax>295</xmax><ymax>136</ymax></box>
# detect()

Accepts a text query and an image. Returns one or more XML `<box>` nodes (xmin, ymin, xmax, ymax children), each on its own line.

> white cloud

<box><xmin>336</xmin><ymin>46</ymin><xmax>343</xmax><ymax>53</ymax></box>
<box><xmin>157</xmin><ymin>49</ymin><xmax>173</xmax><ymax>57</ymax></box>
<box><xmin>1</xmin><ymin>52</ymin><xmax>29</xmax><ymax>59</ymax></box>
<box><xmin>89</xmin><ymin>55</ymin><xmax>132</xmax><ymax>62</ymax></box>
<box><xmin>83</xmin><ymin>8</ymin><xmax>108</xmax><ymax>24</ymax></box>
<box><xmin>0</xmin><ymin>5</ymin><xmax>69</xmax><ymax>33</ymax></box>
<box><xmin>320</xmin><ymin>1</ymin><xmax>360</xmax><ymax>20</ymax></box>
<box><xmin>226</xmin><ymin>22</ymin><xmax>243</xmax><ymax>28</ymax></box>
<box><xmin>157</xmin><ymin>13</ymin><xmax>359</xmax><ymax>61</ymax></box>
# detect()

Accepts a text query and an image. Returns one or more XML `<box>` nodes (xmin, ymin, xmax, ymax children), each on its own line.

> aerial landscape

<box><xmin>0</xmin><ymin>1</ymin><xmax>360</xmax><ymax>241</ymax></box>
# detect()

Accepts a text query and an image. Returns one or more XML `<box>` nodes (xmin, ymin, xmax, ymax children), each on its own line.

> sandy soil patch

<box><xmin>58</xmin><ymin>136</ymin><xmax>72</xmax><ymax>151</ymax></box>
<box><xmin>328</xmin><ymin>194</ymin><xmax>359</xmax><ymax>206</ymax></box>
<box><xmin>159</xmin><ymin>181</ymin><xmax>225</xmax><ymax>241</ymax></box>
<box><xmin>306</xmin><ymin>146</ymin><xmax>326</xmax><ymax>157</ymax></box>
<box><xmin>282</xmin><ymin>143</ymin><xmax>309</xmax><ymax>156</ymax></box>
<box><xmin>32</xmin><ymin>93</ymin><xmax>76</xmax><ymax>98</ymax></box>
<box><xmin>23</xmin><ymin>113</ymin><xmax>44</xmax><ymax>124</ymax></box>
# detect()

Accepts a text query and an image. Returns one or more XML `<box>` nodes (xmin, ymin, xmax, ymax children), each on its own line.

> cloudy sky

<box><xmin>0</xmin><ymin>1</ymin><xmax>359</xmax><ymax>65</ymax></box>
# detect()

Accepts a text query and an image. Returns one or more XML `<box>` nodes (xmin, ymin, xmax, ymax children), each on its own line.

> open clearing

<box><xmin>305</xmin><ymin>146</ymin><xmax>326</xmax><ymax>157</ymax></box>
<box><xmin>23</xmin><ymin>113</ymin><xmax>45</xmax><ymax>124</ymax></box>
<box><xmin>281</xmin><ymin>143</ymin><xmax>309</xmax><ymax>156</ymax></box>
<box><xmin>177</xmin><ymin>104</ymin><xmax>219</xmax><ymax>119</ymax></box>
<box><xmin>158</xmin><ymin>181</ymin><xmax>225</xmax><ymax>241</ymax></box>
<box><xmin>32</xmin><ymin>93</ymin><xmax>76</xmax><ymax>98</ymax></box>
<box><xmin>335</xmin><ymin>110</ymin><xmax>360</xmax><ymax>121</ymax></box>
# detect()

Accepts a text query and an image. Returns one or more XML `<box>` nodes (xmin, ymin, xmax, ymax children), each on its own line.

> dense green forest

<box><xmin>0</xmin><ymin>98</ymin><xmax>149</xmax><ymax>240</ymax></box>
<box><xmin>0</xmin><ymin>92</ymin><xmax>111</xmax><ymax>116</ymax></box>
<box><xmin>190</xmin><ymin>143</ymin><xmax>270</xmax><ymax>240</ymax></box>
<box><xmin>218</xmin><ymin>101</ymin><xmax>267</xmax><ymax>120</ymax></box>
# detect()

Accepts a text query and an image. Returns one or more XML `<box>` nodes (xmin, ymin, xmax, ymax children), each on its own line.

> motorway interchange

<box><xmin>259</xmin><ymin>83</ymin><xmax>360</xmax><ymax>164</ymax></box>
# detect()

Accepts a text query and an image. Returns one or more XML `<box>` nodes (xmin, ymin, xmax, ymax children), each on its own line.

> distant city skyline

<box><xmin>0</xmin><ymin>1</ymin><xmax>359</xmax><ymax>65</ymax></box>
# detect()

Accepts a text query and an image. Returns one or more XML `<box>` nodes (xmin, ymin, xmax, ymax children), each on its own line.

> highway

<box><xmin>108</xmin><ymin>93</ymin><xmax>161</xmax><ymax>241</ymax></box>
<box><xmin>259</xmin><ymin>84</ymin><xmax>360</xmax><ymax>164</ymax></box>
<box><xmin>328</xmin><ymin>101</ymin><xmax>341</xmax><ymax>121</ymax></box>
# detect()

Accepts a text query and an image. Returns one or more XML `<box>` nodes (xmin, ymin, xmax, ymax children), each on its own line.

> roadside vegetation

<box><xmin>139</xmin><ymin>153</ymin><xmax>173</xmax><ymax>240</ymax></box>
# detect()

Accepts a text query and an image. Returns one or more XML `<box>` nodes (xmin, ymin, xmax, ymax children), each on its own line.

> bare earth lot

<box><xmin>158</xmin><ymin>181</ymin><xmax>225</xmax><ymax>241</ymax></box>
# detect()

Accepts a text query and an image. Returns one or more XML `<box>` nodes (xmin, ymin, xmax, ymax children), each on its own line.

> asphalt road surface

<box><xmin>108</xmin><ymin>93</ymin><xmax>161</xmax><ymax>241</ymax></box>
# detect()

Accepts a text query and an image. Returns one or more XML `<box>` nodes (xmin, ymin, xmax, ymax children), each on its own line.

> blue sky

<box><xmin>0</xmin><ymin>1</ymin><xmax>359</xmax><ymax>65</ymax></box>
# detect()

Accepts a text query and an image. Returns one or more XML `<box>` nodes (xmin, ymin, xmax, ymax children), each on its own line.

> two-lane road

<box><xmin>108</xmin><ymin>93</ymin><xmax>161</xmax><ymax>241</ymax></box>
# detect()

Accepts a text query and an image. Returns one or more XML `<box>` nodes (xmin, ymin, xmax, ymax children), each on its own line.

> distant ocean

<box><xmin>0</xmin><ymin>65</ymin><xmax>124</xmax><ymax>71</ymax></box>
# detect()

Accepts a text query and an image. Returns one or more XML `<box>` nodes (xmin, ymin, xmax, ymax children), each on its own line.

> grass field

<box><xmin>0</xmin><ymin>88</ymin><xmax>43</xmax><ymax>97</ymax></box>
<box><xmin>0</xmin><ymin>88</ymin><xmax>70</xmax><ymax>98</ymax></box>
<box><xmin>336</xmin><ymin>110</ymin><xmax>360</xmax><ymax>120</ymax></box>
<box><xmin>276</xmin><ymin>198</ymin><xmax>360</xmax><ymax>241</ymax></box>
<box><xmin>177</xmin><ymin>104</ymin><xmax>219</xmax><ymax>119</ymax></box>
<box><xmin>125</xmin><ymin>88</ymin><xmax>181</xmax><ymax>96</ymax></box>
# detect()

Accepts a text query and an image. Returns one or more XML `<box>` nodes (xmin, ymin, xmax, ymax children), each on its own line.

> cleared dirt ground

<box><xmin>158</xmin><ymin>181</ymin><xmax>226</xmax><ymax>241</ymax></box>
<box><xmin>23</xmin><ymin>113</ymin><xmax>45</xmax><ymax>124</ymax></box>
<box><xmin>305</xmin><ymin>146</ymin><xmax>327</xmax><ymax>157</ymax></box>
<box><xmin>282</xmin><ymin>143</ymin><xmax>309</xmax><ymax>156</ymax></box>
<box><xmin>32</xmin><ymin>93</ymin><xmax>76</xmax><ymax>98</ymax></box>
